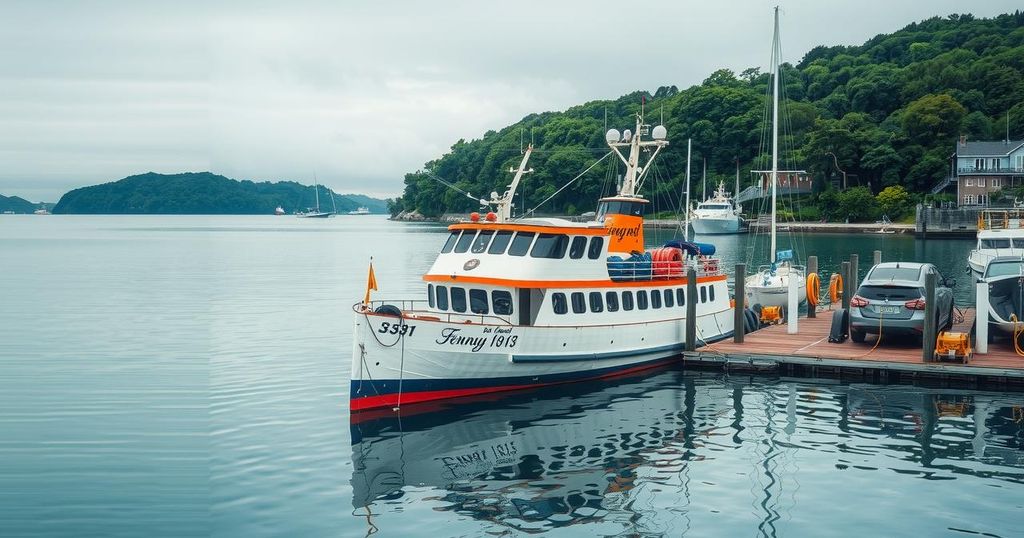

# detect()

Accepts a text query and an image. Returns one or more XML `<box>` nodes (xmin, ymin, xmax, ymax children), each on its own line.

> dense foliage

<box><xmin>0</xmin><ymin>194</ymin><xmax>40</xmax><ymax>214</ymax></box>
<box><xmin>394</xmin><ymin>11</ymin><xmax>1024</xmax><ymax>221</ymax></box>
<box><xmin>52</xmin><ymin>172</ymin><xmax>387</xmax><ymax>215</ymax></box>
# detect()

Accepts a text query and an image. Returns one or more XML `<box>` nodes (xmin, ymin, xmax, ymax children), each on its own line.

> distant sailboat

<box><xmin>296</xmin><ymin>179</ymin><xmax>333</xmax><ymax>218</ymax></box>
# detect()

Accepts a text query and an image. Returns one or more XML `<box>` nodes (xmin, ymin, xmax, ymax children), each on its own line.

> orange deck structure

<box><xmin>685</xmin><ymin>308</ymin><xmax>1024</xmax><ymax>385</ymax></box>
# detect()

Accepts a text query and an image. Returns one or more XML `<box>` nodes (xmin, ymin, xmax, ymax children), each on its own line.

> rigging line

<box><xmin>422</xmin><ymin>169</ymin><xmax>478</xmax><ymax>202</ymax></box>
<box><xmin>522</xmin><ymin>151</ymin><xmax>613</xmax><ymax>218</ymax></box>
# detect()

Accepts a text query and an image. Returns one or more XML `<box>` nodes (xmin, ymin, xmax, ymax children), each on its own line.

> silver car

<box><xmin>849</xmin><ymin>262</ymin><xmax>955</xmax><ymax>343</ymax></box>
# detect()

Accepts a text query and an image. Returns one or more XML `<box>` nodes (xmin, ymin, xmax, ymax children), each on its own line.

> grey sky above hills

<box><xmin>1</xmin><ymin>0</ymin><xmax>1020</xmax><ymax>203</ymax></box>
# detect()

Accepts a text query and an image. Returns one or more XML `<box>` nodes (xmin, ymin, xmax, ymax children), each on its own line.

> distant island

<box><xmin>51</xmin><ymin>172</ymin><xmax>388</xmax><ymax>215</ymax></box>
<box><xmin>0</xmin><ymin>194</ymin><xmax>48</xmax><ymax>214</ymax></box>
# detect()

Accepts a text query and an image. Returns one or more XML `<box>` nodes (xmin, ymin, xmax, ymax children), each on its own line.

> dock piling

<box><xmin>976</xmin><ymin>281</ymin><xmax>988</xmax><ymax>354</ymax></box>
<box><xmin>787</xmin><ymin>271</ymin><xmax>798</xmax><ymax>334</ymax></box>
<box><xmin>850</xmin><ymin>253</ymin><xmax>860</xmax><ymax>292</ymax></box>
<box><xmin>686</xmin><ymin>267</ymin><xmax>697</xmax><ymax>352</ymax></box>
<box><xmin>873</xmin><ymin>249</ymin><xmax>881</xmax><ymax>267</ymax></box>
<box><xmin>734</xmin><ymin>264</ymin><xmax>745</xmax><ymax>344</ymax></box>
<box><xmin>807</xmin><ymin>256</ymin><xmax>817</xmax><ymax>319</ymax></box>
<box><xmin>923</xmin><ymin>270</ymin><xmax>937</xmax><ymax>362</ymax></box>
<box><xmin>841</xmin><ymin>261</ymin><xmax>851</xmax><ymax>311</ymax></box>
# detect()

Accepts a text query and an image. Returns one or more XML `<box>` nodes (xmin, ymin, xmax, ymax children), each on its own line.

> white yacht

<box><xmin>351</xmin><ymin>112</ymin><xmax>736</xmax><ymax>412</ymax></box>
<box><xmin>296</xmin><ymin>180</ymin><xmax>334</xmax><ymax>218</ymax></box>
<box><xmin>348</xmin><ymin>206</ymin><xmax>371</xmax><ymax>215</ymax></box>
<box><xmin>744</xmin><ymin>8</ymin><xmax>807</xmax><ymax>309</ymax></box>
<box><xmin>967</xmin><ymin>209</ymin><xmax>1024</xmax><ymax>279</ymax></box>
<box><xmin>690</xmin><ymin>181</ymin><xmax>745</xmax><ymax>235</ymax></box>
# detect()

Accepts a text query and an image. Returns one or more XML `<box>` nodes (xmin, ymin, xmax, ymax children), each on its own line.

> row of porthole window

<box><xmin>428</xmin><ymin>284</ymin><xmax>514</xmax><ymax>315</ymax></box>
<box><xmin>551</xmin><ymin>286</ymin><xmax>714</xmax><ymax>315</ymax></box>
<box><xmin>441</xmin><ymin>229</ymin><xmax>604</xmax><ymax>260</ymax></box>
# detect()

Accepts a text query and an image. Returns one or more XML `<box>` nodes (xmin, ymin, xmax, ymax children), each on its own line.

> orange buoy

<box><xmin>806</xmin><ymin>272</ymin><xmax>821</xmax><ymax>307</ymax></box>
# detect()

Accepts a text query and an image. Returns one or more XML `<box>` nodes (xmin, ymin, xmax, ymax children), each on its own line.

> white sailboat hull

<box><xmin>744</xmin><ymin>265</ymin><xmax>807</xmax><ymax>308</ymax></box>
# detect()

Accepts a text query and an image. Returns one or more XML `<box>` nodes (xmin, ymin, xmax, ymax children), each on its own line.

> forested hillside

<box><xmin>0</xmin><ymin>194</ymin><xmax>40</xmax><ymax>214</ymax></box>
<box><xmin>393</xmin><ymin>11</ymin><xmax>1024</xmax><ymax>220</ymax></box>
<box><xmin>52</xmin><ymin>172</ymin><xmax>387</xmax><ymax>214</ymax></box>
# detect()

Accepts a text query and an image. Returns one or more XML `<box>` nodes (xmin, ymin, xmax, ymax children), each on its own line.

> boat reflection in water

<box><xmin>350</xmin><ymin>369</ymin><xmax>1024</xmax><ymax>536</ymax></box>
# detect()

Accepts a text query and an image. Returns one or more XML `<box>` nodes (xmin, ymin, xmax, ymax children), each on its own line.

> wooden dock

<box><xmin>686</xmin><ymin>308</ymin><xmax>1024</xmax><ymax>386</ymax></box>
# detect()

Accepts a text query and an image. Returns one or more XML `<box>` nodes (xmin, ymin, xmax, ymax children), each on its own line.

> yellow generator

<box><xmin>934</xmin><ymin>332</ymin><xmax>972</xmax><ymax>363</ymax></box>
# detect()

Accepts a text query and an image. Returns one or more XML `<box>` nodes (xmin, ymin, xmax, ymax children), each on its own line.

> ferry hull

<box><xmin>350</xmin><ymin>309</ymin><xmax>734</xmax><ymax>411</ymax></box>
<box><xmin>690</xmin><ymin>217</ymin><xmax>745</xmax><ymax>235</ymax></box>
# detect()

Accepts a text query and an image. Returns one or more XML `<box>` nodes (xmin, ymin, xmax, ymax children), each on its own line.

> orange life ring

<box><xmin>829</xmin><ymin>273</ymin><xmax>844</xmax><ymax>304</ymax></box>
<box><xmin>806</xmin><ymin>272</ymin><xmax>821</xmax><ymax>307</ymax></box>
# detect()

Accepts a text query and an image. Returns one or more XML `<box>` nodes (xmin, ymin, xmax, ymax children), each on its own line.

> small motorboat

<box><xmin>980</xmin><ymin>256</ymin><xmax>1024</xmax><ymax>335</ymax></box>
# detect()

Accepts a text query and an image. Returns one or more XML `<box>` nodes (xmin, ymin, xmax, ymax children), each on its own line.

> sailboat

<box><xmin>296</xmin><ymin>179</ymin><xmax>333</xmax><ymax>218</ymax></box>
<box><xmin>744</xmin><ymin>7</ymin><xmax>807</xmax><ymax>308</ymax></box>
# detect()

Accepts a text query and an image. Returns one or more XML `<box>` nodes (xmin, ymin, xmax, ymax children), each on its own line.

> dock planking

<box><xmin>688</xmin><ymin>308</ymin><xmax>1024</xmax><ymax>380</ymax></box>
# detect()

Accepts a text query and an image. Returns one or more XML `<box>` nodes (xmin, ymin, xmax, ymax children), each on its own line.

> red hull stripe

<box><xmin>349</xmin><ymin>358</ymin><xmax>675</xmax><ymax>412</ymax></box>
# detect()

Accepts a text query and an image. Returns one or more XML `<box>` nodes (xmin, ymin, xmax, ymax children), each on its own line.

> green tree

<box><xmin>836</xmin><ymin>187</ymin><xmax>879</xmax><ymax>222</ymax></box>
<box><xmin>876</xmin><ymin>185</ymin><xmax>911</xmax><ymax>218</ymax></box>
<box><xmin>901</xmin><ymin>93</ymin><xmax>966</xmax><ymax>143</ymax></box>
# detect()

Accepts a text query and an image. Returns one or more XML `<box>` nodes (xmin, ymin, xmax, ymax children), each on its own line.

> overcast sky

<box><xmin>1</xmin><ymin>0</ymin><xmax>1019</xmax><ymax>202</ymax></box>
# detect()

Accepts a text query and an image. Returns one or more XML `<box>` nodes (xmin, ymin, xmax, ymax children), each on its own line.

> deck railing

<box><xmin>354</xmin><ymin>300</ymin><xmax>515</xmax><ymax>325</ymax></box>
<box><xmin>977</xmin><ymin>209</ymin><xmax>1024</xmax><ymax>230</ymax></box>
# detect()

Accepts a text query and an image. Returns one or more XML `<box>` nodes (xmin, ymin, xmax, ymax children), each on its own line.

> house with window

<box><xmin>955</xmin><ymin>136</ymin><xmax>1024</xmax><ymax>206</ymax></box>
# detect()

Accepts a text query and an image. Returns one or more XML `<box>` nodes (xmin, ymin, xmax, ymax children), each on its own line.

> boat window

<box><xmin>569</xmin><ymin>236</ymin><xmax>587</xmax><ymax>259</ymax></box>
<box><xmin>469</xmin><ymin>289</ymin><xmax>489</xmax><ymax>314</ymax></box>
<box><xmin>664</xmin><ymin>289</ymin><xmax>674</xmax><ymax>308</ymax></box>
<box><xmin>454</xmin><ymin>231</ymin><xmax>476</xmax><ymax>253</ymax></box>
<box><xmin>451</xmin><ymin>287</ymin><xmax>467</xmax><ymax>312</ymax></box>
<box><xmin>700</xmin><ymin>286</ymin><xmax>707</xmax><ymax>303</ymax></box>
<box><xmin>1014</xmin><ymin>239</ymin><xmax>1024</xmax><ymax>248</ymax></box>
<box><xmin>677</xmin><ymin>288</ymin><xmax>685</xmax><ymax>306</ymax></box>
<box><xmin>471</xmin><ymin>230</ymin><xmax>495</xmax><ymax>253</ymax></box>
<box><xmin>701</xmin><ymin>204</ymin><xmax>730</xmax><ymax>210</ymax></box>
<box><xmin>867</xmin><ymin>266</ymin><xmax>922</xmax><ymax>281</ymax></box>
<box><xmin>492</xmin><ymin>290</ymin><xmax>513</xmax><ymax>315</ymax></box>
<box><xmin>605</xmin><ymin>291</ymin><xmax>619</xmax><ymax>312</ymax></box>
<box><xmin>622</xmin><ymin>290</ymin><xmax>634</xmax><ymax>311</ymax></box>
<box><xmin>531</xmin><ymin>234</ymin><xmax>569</xmax><ymax>259</ymax></box>
<box><xmin>588</xmin><ymin>237</ymin><xmax>604</xmax><ymax>259</ymax></box>
<box><xmin>551</xmin><ymin>292</ymin><xmax>568</xmax><ymax>314</ymax></box>
<box><xmin>488</xmin><ymin>230</ymin><xmax>513</xmax><ymax>254</ymax></box>
<box><xmin>436</xmin><ymin>285</ymin><xmax>449</xmax><ymax>311</ymax></box>
<box><xmin>651</xmin><ymin>289</ymin><xmax>662</xmax><ymax>309</ymax></box>
<box><xmin>571</xmin><ymin>292</ymin><xmax>586</xmax><ymax>314</ymax></box>
<box><xmin>981</xmin><ymin>238</ymin><xmax>1012</xmax><ymax>249</ymax></box>
<box><xmin>709</xmin><ymin>286</ymin><xmax>715</xmax><ymax>302</ymax></box>
<box><xmin>637</xmin><ymin>290</ymin><xmax>649</xmax><ymax>310</ymax></box>
<box><xmin>428</xmin><ymin>284</ymin><xmax>435</xmax><ymax>308</ymax></box>
<box><xmin>508</xmin><ymin>232</ymin><xmax>536</xmax><ymax>256</ymax></box>
<box><xmin>985</xmin><ymin>261</ymin><xmax>1024</xmax><ymax>278</ymax></box>
<box><xmin>589</xmin><ymin>291</ymin><xmax>603</xmax><ymax>313</ymax></box>
<box><xmin>441</xmin><ymin>232</ymin><xmax>460</xmax><ymax>253</ymax></box>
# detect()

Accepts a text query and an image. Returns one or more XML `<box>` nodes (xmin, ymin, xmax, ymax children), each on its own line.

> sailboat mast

<box><xmin>770</xmin><ymin>6</ymin><xmax>780</xmax><ymax>262</ymax></box>
<box><xmin>702</xmin><ymin>158</ymin><xmax>706</xmax><ymax>202</ymax></box>
<box><xmin>735</xmin><ymin>158</ymin><xmax>740</xmax><ymax>199</ymax></box>
<box><xmin>685</xmin><ymin>139</ymin><xmax>692</xmax><ymax>241</ymax></box>
<box><xmin>314</xmin><ymin>180</ymin><xmax>321</xmax><ymax>212</ymax></box>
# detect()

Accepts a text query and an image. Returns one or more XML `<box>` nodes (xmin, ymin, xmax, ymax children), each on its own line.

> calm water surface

<box><xmin>1</xmin><ymin>215</ymin><xmax>1021</xmax><ymax>537</ymax></box>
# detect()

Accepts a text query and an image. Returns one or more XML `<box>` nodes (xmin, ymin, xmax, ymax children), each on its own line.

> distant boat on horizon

<box><xmin>33</xmin><ymin>206</ymin><xmax>50</xmax><ymax>215</ymax></box>
<box><xmin>347</xmin><ymin>206</ymin><xmax>371</xmax><ymax>215</ymax></box>
<box><xmin>296</xmin><ymin>179</ymin><xmax>334</xmax><ymax>218</ymax></box>
<box><xmin>275</xmin><ymin>206</ymin><xmax>286</xmax><ymax>215</ymax></box>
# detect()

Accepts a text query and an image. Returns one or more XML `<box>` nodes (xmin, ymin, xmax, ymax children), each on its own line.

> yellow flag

<box><xmin>364</xmin><ymin>261</ymin><xmax>378</xmax><ymax>305</ymax></box>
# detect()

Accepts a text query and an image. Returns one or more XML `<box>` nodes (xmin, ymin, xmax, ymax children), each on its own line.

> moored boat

<box><xmin>350</xmin><ymin>112</ymin><xmax>736</xmax><ymax>412</ymax></box>
<box><xmin>348</xmin><ymin>206</ymin><xmax>371</xmax><ymax>215</ymax></box>
<box><xmin>690</xmin><ymin>181</ymin><xmax>745</xmax><ymax>235</ymax></box>
<box><xmin>980</xmin><ymin>255</ymin><xmax>1024</xmax><ymax>335</ymax></box>
<box><xmin>968</xmin><ymin>209</ymin><xmax>1024</xmax><ymax>279</ymax></box>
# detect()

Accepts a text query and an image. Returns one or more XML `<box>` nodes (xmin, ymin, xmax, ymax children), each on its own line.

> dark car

<box><xmin>849</xmin><ymin>262</ymin><xmax>955</xmax><ymax>343</ymax></box>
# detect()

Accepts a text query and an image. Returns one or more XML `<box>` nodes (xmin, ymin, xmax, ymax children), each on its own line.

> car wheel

<box><xmin>851</xmin><ymin>329</ymin><xmax>866</xmax><ymax>343</ymax></box>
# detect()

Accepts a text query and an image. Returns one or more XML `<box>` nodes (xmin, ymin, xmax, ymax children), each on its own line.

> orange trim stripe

<box><xmin>422</xmin><ymin>273</ymin><xmax>728</xmax><ymax>288</ymax></box>
<box><xmin>448</xmin><ymin>223</ymin><xmax>609</xmax><ymax>236</ymax></box>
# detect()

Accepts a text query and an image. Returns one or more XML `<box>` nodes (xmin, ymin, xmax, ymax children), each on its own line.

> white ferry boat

<box><xmin>690</xmin><ymin>181</ymin><xmax>745</xmax><ymax>235</ymax></box>
<box><xmin>348</xmin><ymin>206</ymin><xmax>371</xmax><ymax>215</ymax></box>
<box><xmin>351</xmin><ymin>114</ymin><xmax>736</xmax><ymax>412</ymax></box>
<box><xmin>967</xmin><ymin>209</ymin><xmax>1024</xmax><ymax>279</ymax></box>
<box><xmin>274</xmin><ymin>206</ymin><xmax>286</xmax><ymax>215</ymax></box>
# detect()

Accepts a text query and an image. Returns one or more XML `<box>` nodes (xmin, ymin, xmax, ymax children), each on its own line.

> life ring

<box><xmin>806</xmin><ymin>272</ymin><xmax>821</xmax><ymax>307</ymax></box>
<box><xmin>829</xmin><ymin>273</ymin><xmax>844</xmax><ymax>304</ymax></box>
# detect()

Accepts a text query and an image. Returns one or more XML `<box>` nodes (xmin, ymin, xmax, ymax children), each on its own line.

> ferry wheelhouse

<box><xmin>351</xmin><ymin>114</ymin><xmax>735</xmax><ymax>411</ymax></box>
<box><xmin>968</xmin><ymin>209</ymin><xmax>1024</xmax><ymax>279</ymax></box>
